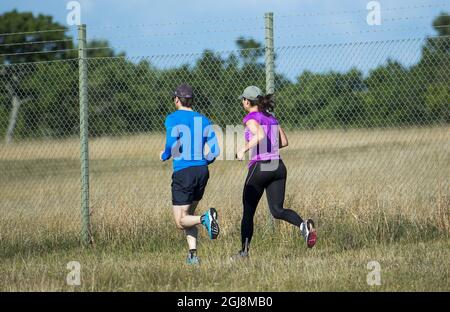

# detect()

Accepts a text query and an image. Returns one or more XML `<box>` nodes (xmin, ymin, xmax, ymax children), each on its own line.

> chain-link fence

<box><xmin>1</xmin><ymin>33</ymin><xmax>449</xmax><ymax>244</ymax></box>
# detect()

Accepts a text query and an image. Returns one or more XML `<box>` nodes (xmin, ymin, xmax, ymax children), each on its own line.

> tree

<box><xmin>1</xmin><ymin>11</ymin><xmax>448</xmax><ymax>139</ymax></box>
<box><xmin>415</xmin><ymin>12</ymin><xmax>450</xmax><ymax>124</ymax></box>
<box><xmin>0</xmin><ymin>10</ymin><xmax>75</xmax><ymax>64</ymax></box>
<box><xmin>87</xmin><ymin>39</ymin><xmax>124</xmax><ymax>59</ymax></box>
<box><xmin>235</xmin><ymin>36</ymin><xmax>264</xmax><ymax>65</ymax></box>
<box><xmin>0</xmin><ymin>10</ymin><xmax>123</xmax><ymax>141</ymax></box>
<box><xmin>0</xmin><ymin>10</ymin><xmax>75</xmax><ymax>143</ymax></box>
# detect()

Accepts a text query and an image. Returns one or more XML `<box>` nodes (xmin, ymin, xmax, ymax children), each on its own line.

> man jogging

<box><xmin>160</xmin><ymin>83</ymin><xmax>220</xmax><ymax>265</ymax></box>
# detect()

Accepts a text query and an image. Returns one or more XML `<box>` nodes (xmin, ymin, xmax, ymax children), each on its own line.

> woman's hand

<box><xmin>278</xmin><ymin>126</ymin><xmax>289</xmax><ymax>148</ymax></box>
<box><xmin>236</xmin><ymin>149</ymin><xmax>246</xmax><ymax>161</ymax></box>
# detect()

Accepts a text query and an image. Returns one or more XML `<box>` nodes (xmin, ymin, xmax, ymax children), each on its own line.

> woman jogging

<box><xmin>234</xmin><ymin>86</ymin><xmax>317</xmax><ymax>258</ymax></box>
<box><xmin>160</xmin><ymin>83</ymin><xmax>220</xmax><ymax>265</ymax></box>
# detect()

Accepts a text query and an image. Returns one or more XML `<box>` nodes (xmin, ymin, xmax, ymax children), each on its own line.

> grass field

<box><xmin>0</xmin><ymin>126</ymin><xmax>449</xmax><ymax>291</ymax></box>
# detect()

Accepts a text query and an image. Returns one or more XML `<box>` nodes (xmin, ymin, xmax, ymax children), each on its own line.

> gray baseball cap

<box><xmin>239</xmin><ymin>86</ymin><xmax>262</xmax><ymax>101</ymax></box>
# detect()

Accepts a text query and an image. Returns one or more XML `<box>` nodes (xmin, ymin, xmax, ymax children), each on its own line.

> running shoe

<box><xmin>186</xmin><ymin>253</ymin><xmax>200</xmax><ymax>265</ymax></box>
<box><xmin>230</xmin><ymin>250</ymin><xmax>249</xmax><ymax>261</ymax></box>
<box><xmin>300</xmin><ymin>219</ymin><xmax>317</xmax><ymax>248</ymax></box>
<box><xmin>201</xmin><ymin>208</ymin><xmax>219</xmax><ymax>239</ymax></box>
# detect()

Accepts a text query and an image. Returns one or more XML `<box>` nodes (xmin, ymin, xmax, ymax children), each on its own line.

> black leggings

<box><xmin>241</xmin><ymin>160</ymin><xmax>303</xmax><ymax>250</ymax></box>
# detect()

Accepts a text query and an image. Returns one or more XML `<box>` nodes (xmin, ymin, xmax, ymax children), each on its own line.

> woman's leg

<box><xmin>265</xmin><ymin>164</ymin><xmax>303</xmax><ymax>227</ymax></box>
<box><xmin>241</xmin><ymin>165</ymin><xmax>265</xmax><ymax>251</ymax></box>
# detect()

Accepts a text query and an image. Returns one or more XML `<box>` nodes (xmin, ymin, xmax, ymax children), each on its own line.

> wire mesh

<box><xmin>0</xmin><ymin>35</ymin><xmax>448</xmax><ymax>242</ymax></box>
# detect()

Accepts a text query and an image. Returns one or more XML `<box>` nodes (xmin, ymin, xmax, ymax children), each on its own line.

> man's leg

<box><xmin>173</xmin><ymin>201</ymin><xmax>201</xmax><ymax>250</ymax></box>
<box><xmin>184</xmin><ymin>201</ymin><xmax>200</xmax><ymax>250</ymax></box>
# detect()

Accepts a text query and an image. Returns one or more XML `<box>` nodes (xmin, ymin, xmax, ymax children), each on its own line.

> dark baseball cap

<box><xmin>173</xmin><ymin>83</ymin><xmax>193</xmax><ymax>98</ymax></box>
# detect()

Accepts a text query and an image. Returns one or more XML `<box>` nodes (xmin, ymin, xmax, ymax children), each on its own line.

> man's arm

<box><xmin>160</xmin><ymin>116</ymin><xmax>177</xmax><ymax>161</ymax></box>
<box><xmin>204</xmin><ymin>125</ymin><xmax>220</xmax><ymax>164</ymax></box>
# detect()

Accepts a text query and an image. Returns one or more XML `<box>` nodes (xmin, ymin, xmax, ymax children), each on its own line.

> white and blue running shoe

<box><xmin>201</xmin><ymin>208</ymin><xmax>219</xmax><ymax>239</ymax></box>
<box><xmin>186</xmin><ymin>253</ymin><xmax>200</xmax><ymax>265</ymax></box>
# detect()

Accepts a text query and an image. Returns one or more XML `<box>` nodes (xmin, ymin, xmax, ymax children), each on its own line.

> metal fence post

<box><xmin>78</xmin><ymin>24</ymin><xmax>91</xmax><ymax>246</ymax></box>
<box><xmin>265</xmin><ymin>12</ymin><xmax>276</xmax><ymax>232</ymax></box>
<box><xmin>265</xmin><ymin>12</ymin><xmax>275</xmax><ymax>94</ymax></box>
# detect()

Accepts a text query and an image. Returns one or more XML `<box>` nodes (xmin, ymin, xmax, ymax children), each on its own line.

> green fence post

<box><xmin>78</xmin><ymin>24</ymin><xmax>91</xmax><ymax>246</ymax></box>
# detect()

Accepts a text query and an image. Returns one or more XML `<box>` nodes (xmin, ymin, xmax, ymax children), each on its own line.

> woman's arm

<box><xmin>278</xmin><ymin>125</ymin><xmax>289</xmax><ymax>148</ymax></box>
<box><xmin>236</xmin><ymin>119</ymin><xmax>265</xmax><ymax>160</ymax></box>
<box><xmin>244</xmin><ymin>119</ymin><xmax>266</xmax><ymax>151</ymax></box>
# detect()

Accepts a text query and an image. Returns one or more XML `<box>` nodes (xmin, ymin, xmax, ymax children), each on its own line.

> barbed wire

<box><xmin>0</xmin><ymin>2</ymin><xmax>446</xmax><ymax>38</ymax></box>
<box><xmin>81</xmin><ymin>24</ymin><xmax>450</xmax><ymax>56</ymax></box>
<box><xmin>0</xmin><ymin>5</ymin><xmax>447</xmax><ymax>62</ymax></box>
<box><xmin>82</xmin><ymin>35</ymin><xmax>450</xmax><ymax>62</ymax></box>
<box><xmin>279</xmin><ymin>2</ymin><xmax>450</xmax><ymax>19</ymax></box>
<box><xmin>0</xmin><ymin>28</ymin><xmax>73</xmax><ymax>37</ymax></box>
<box><xmin>82</xmin><ymin>3</ymin><xmax>450</xmax><ymax>31</ymax></box>
<box><xmin>88</xmin><ymin>27</ymin><xmax>263</xmax><ymax>41</ymax></box>
<box><xmin>2</xmin><ymin>33</ymin><xmax>447</xmax><ymax>62</ymax></box>
<box><xmin>276</xmin><ymin>15</ymin><xmax>450</xmax><ymax>30</ymax></box>
<box><xmin>384</xmin><ymin>2</ymin><xmax>449</xmax><ymax>12</ymax></box>
<box><xmin>0</xmin><ymin>57</ymin><xmax>79</xmax><ymax>66</ymax></box>
<box><xmin>434</xmin><ymin>24</ymin><xmax>450</xmax><ymax>29</ymax></box>
<box><xmin>4</xmin><ymin>32</ymin><xmax>447</xmax><ymax>63</ymax></box>
<box><xmin>0</xmin><ymin>48</ymin><xmax>77</xmax><ymax>58</ymax></box>
<box><xmin>0</xmin><ymin>39</ymin><xmax>73</xmax><ymax>48</ymax></box>
<box><xmin>87</xmin><ymin>16</ymin><xmax>262</xmax><ymax>31</ymax></box>
<box><xmin>2</xmin><ymin>19</ymin><xmax>446</xmax><ymax>50</ymax></box>
<box><xmin>0</xmin><ymin>7</ymin><xmax>446</xmax><ymax>46</ymax></box>
<box><xmin>276</xmin><ymin>26</ymin><xmax>449</xmax><ymax>40</ymax></box>
<box><xmin>274</xmin><ymin>37</ymin><xmax>427</xmax><ymax>52</ymax></box>
<box><xmin>83</xmin><ymin>38</ymin><xmax>236</xmax><ymax>52</ymax></box>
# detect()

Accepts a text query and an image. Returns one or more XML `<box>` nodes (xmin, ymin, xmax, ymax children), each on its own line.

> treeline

<box><xmin>277</xmin><ymin>41</ymin><xmax>449</xmax><ymax>129</ymax></box>
<box><xmin>0</xmin><ymin>11</ymin><xmax>448</xmax><ymax>140</ymax></box>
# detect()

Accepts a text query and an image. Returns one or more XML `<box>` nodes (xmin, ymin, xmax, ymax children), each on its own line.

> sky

<box><xmin>1</xmin><ymin>0</ymin><xmax>448</xmax><ymax>78</ymax></box>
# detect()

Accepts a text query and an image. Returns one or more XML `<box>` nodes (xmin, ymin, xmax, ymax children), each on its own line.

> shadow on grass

<box><xmin>0</xmin><ymin>235</ymin><xmax>82</xmax><ymax>260</ymax></box>
<box><xmin>0</xmin><ymin>226</ymin><xmax>184</xmax><ymax>261</ymax></box>
<box><xmin>250</xmin><ymin>213</ymin><xmax>447</xmax><ymax>257</ymax></box>
<box><xmin>318</xmin><ymin>214</ymin><xmax>447</xmax><ymax>252</ymax></box>
<box><xmin>1</xmin><ymin>214</ymin><xmax>446</xmax><ymax>261</ymax></box>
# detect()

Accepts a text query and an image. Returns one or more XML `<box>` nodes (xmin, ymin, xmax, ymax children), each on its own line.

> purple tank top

<box><xmin>243</xmin><ymin>111</ymin><xmax>281</xmax><ymax>168</ymax></box>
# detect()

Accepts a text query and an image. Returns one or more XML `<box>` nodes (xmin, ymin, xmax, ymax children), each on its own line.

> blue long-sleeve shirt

<box><xmin>161</xmin><ymin>110</ymin><xmax>220</xmax><ymax>172</ymax></box>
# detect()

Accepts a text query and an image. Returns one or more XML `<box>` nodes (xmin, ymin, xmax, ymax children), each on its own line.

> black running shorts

<box><xmin>171</xmin><ymin>165</ymin><xmax>209</xmax><ymax>205</ymax></box>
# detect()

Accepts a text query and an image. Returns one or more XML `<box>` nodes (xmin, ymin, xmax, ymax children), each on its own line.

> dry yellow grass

<box><xmin>0</xmin><ymin>126</ymin><xmax>449</xmax><ymax>291</ymax></box>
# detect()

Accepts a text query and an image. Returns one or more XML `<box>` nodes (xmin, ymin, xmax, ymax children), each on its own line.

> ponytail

<box><xmin>256</xmin><ymin>94</ymin><xmax>275</xmax><ymax>113</ymax></box>
<box><xmin>247</xmin><ymin>92</ymin><xmax>275</xmax><ymax>113</ymax></box>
